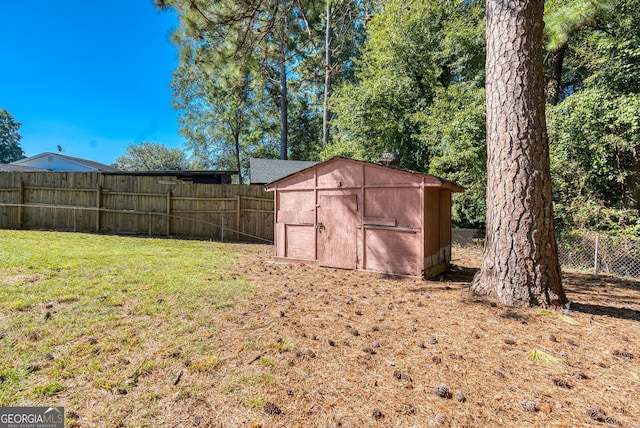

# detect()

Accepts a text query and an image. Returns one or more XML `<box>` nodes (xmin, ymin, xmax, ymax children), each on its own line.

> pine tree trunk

<box><xmin>322</xmin><ymin>0</ymin><xmax>332</xmax><ymax>148</ymax></box>
<box><xmin>279</xmin><ymin>35</ymin><xmax>288</xmax><ymax>160</ymax></box>
<box><xmin>545</xmin><ymin>44</ymin><xmax>566</xmax><ymax>105</ymax></box>
<box><xmin>234</xmin><ymin>131</ymin><xmax>242</xmax><ymax>184</ymax></box>
<box><xmin>471</xmin><ymin>0</ymin><xmax>567</xmax><ymax>307</ymax></box>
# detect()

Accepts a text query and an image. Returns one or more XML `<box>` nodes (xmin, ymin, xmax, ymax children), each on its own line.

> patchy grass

<box><xmin>188</xmin><ymin>355</ymin><xmax>220</xmax><ymax>373</ymax></box>
<box><xmin>0</xmin><ymin>230</ymin><xmax>254</xmax><ymax>414</ymax></box>
<box><xmin>1</xmin><ymin>231</ymin><xmax>639</xmax><ymax>426</ymax></box>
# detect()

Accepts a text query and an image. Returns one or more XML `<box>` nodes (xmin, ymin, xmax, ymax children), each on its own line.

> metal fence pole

<box><xmin>594</xmin><ymin>234</ymin><xmax>599</xmax><ymax>275</ymax></box>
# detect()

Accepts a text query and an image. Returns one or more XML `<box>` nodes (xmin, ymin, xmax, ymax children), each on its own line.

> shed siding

<box><xmin>423</xmin><ymin>189</ymin><xmax>441</xmax><ymax>257</ymax></box>
<box><xmin>276</xmin><ymin>170</ymin><xmax>316</xmax><ymax>190</ymax></box>
<box><xmin>277</xmin><ymin>189</ymin><xmax>315</xmax><ymax>224</ymax></box>
<box><xmin>364</xmin><ymin>187</ymin><xmax>421</xmax><ymax>228</ymax></box>
<box><xmin>364</xmin><ymin>164</ymin><xmax>422</xmax><ymax>186</ymax></box>
<box><xmin>317</xmin><ymin>161</ymin><xmax>362</xmax><ymax>188</ymax></box>
<box><xmin>364</xmin><ymin>227</ymin><xmax>421</xmax><ymax>276</ymax></box>
<box><xmin>284</xmin><ymin>225</ymin><xmax>316</xmax><ymax>260</ymax></box>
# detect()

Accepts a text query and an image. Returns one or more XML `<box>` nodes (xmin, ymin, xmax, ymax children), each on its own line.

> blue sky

<box><xmin>0</xmin><ymin>1</ymin><xmax>181</xmax><ymax>165</ymax></box>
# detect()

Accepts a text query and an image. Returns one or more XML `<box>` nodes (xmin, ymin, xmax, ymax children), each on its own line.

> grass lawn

<box><xmin>0</xmin><ymin>230</ymin><xmax>253</xmax><ymax>411</ymax></box>
<box><xmin>1</xmin><ymin>230</ymin><xmax>639</xmax><ymax>427</ymax></box>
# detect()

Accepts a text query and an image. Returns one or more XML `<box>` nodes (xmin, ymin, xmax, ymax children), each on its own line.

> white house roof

<box><xmin>11</xmin><ymin>152</ymin><xmax>122</xmax><ymax>172</ymax></box>
<box><xmin>0</xmin><ymin>163</ymin><xmax>48</xmax><ymax>172</ymax></box>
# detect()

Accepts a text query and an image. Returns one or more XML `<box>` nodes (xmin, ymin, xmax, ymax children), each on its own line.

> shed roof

<box><xmin>250</xmin><ymin>158</ymin><xmax>318</xmax><ymax>184</ymax></box>
<box><xmin>265</xmin><ymin>156</ymin><xmax>464</xmax><ymax>192</ymax></box>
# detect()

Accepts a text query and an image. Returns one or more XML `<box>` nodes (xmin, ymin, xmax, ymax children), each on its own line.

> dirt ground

<box><xmin>82</xmin><ymin>244</ymin><xmax>640</xmax><ymax>427</ymax></box>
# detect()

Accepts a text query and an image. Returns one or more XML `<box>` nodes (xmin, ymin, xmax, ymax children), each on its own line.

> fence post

<box><xmin>166</xmin><ymin>192</ymin><xmax>171</xmax><ymax>236</ymax></box>
<box><xmin>18</xmin><ymin>180</ymin><xmax>24</xmax><ymax>229</ymax></box>
<box><xmin>594</xmin><ymin>234</ymin><xmax>600</xmax><ymax>275</ymax></box>
<box><xmin>221</xmin><ymin>217</ymin><xmax>225</xmax><ymax>242</ymax></box>
<box><xmin>96</xmin><ymin>185</ymin><xmax>101</xmax><ymax>232</ymax></box>
<box><xmin>236</xmin><ymin>195</ymin><xmax>242</xmax><ymax>241</ymax></box>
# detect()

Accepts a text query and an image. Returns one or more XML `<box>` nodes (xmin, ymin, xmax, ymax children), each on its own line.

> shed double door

<box><xmin>317</xmin><ymin>194</ymin><xmax>357</xmax><ymax>269</ymax></box>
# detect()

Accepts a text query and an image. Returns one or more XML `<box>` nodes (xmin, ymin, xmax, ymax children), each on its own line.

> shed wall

<box><xmin>270</xmin><ymin>158</ymin><xmax>457</xmax><ymax>278</ymax></box>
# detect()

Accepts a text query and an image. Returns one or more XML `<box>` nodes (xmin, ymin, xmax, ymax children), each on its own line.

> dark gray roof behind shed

<box><xmin>250</xmin><ymin>158</ymin><xmax>318</xmax><ymax>185</ymax></box>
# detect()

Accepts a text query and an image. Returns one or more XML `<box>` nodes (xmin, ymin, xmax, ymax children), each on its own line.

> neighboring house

<box><xmin>0</xmin><ymin>164</ymin><xmax>47</xmax><ymax>172</ymax></box>
<box><xmin>249</xmin><ymin>158</ymin><xmax>318</xmax><ymax>185</ymax></box>
<box><xmin>6</xmin><ymin>153</ymin><xmax>237</xmax><ymax>184</ymax></box>
<box><xmin>265</xmin><ymin>156</ymin><xmax>464</xmax><ymax>279</ymax></box>
<box><xmin>10</xmin><ymin>152</ymin><xmax>122</xmax><ymax>172</ymax></box>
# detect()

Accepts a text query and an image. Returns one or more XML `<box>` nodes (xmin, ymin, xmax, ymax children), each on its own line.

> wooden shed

<box><xmin>265</xmin><ymin>157</ymin><xmax>464</xmax><ymax>278</ymax></box>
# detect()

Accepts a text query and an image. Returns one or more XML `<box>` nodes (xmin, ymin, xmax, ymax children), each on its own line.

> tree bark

<box><xmin>472</xmin><ymin>0</ymin><xmax>567</xmax><ymax>307</ymax></box>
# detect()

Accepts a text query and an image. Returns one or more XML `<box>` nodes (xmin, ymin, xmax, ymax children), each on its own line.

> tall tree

<box><xmin>115</xmin><ymin>142</ymin><xmax>190</xmax><ymax>171</ymax></box>
<box><xmin>331</xmin><ymin>0</ymin><xmax>485</xmax><ymax>172</ymax></box>
<box><xmin>319</xmin><ymin>0</ymin><xmax>368</xmax><ymax>147</ymax></box>
<box><xmin>172</xmin><ymin>61</ymin><xmax>273</xmax><ymax>183</ymax></box>
<box><xmin>471</xmin><ymin>0</ymin><xmax>567</xmax><ymax>306</ymax></box>
<box><xmin>323</xmin><ymin>0</ymin><xmax>333</xmax><ymax>147</ymax></box>
<box><xmin>0</xmin><ymin>109</ymin><xmax>25</xmax><ymax>163</ymax></box>
<box><xmin>157</xmin><ymin>0</ymin><xmax>321</xmax><ymax>161</ymax></box>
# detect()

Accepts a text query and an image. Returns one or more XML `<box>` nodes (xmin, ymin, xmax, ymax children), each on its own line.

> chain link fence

<box><xmin>452</xmin><ymin>228</ymin><xmax>485</xmax><ymax>247</ymax></box>
<box><xmin>453</xmin><ymin>229</ymin><xmax>640</xmax><ymax>279</ymax></box>
<box><xmin>558</xmin><ymin>232</ymin><xmax>640</xmax><ymax>278</ymax></box>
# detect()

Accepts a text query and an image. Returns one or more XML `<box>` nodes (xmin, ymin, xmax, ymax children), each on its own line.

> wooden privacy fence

<box><xmin>0</xmin><ymin>172</ymin><xmax>274</xmax><ymax>242</ymax></box>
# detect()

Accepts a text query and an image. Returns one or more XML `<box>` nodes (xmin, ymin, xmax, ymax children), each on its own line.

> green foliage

<box><xmin>160</xmin><ymin>0</ymin><xmax>339</xmax><ymax>166</ymax></box>
<box><xmin>414</xmin><ymin>83</ymin><xmax>487</xmax><ymax>228</ymax></box>
<box><xmin>544</xmin><ymin>0</ymin><xmax>612</xmax><ymax>51</ymax></box>
<box><xmin>171</xmin><ymin>61</ymin><xmax>278</xmax><ymax>182</ymax></box>
<box><xmin>570</xmin><ymin>0</ymin><xmax>640</xmax><ymax>94</ymax></box>
<box><xmin>155</xmin><ymin>0</ymin><xmax>640</xmax><ymax>235</ymax></box>
<box><xmin>0</xmin><ymin>108</ymin><xmax>25</xmax><ymax>163</ymax></box>
<box><xmin>527</xmin><ymin>349</ymin><xmax>560</xmax><ymax>365</ymax></box>
<box><xmin>548</xmin><ymin>89</ymin><xmax>640</xmax><ymax>234</ymax></box>
<box><xmin>553</xmin><ymin>197</ymin><xmax>640</xmax><ymax>236</ymax></box>
<box><xmin>542</xmin><ymin>0</ymin><xmax>640</xmax><ymax>235</ymax></box>
<box><xmin>115</xmin><ymin>142</ymin><xmax>190</xmax><ymax>171</ymax></box>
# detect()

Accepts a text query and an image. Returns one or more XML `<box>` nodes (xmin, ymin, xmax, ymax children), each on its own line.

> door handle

<box><xmin>315</xmin><ymin>223</ymin><xmax>325</xmax><ymax>230</ymax></box>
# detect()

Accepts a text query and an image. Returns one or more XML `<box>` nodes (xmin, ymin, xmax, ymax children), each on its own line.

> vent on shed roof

<box><xmin>377</xmin><ymin>153</ymin><xmax>399</xmax><ymax>166</ymax></box>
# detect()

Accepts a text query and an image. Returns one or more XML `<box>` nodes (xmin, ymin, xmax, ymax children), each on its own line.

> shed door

<box><xmin>317</xmin><ymin>194</ymin><xmax>357</xmax><ymax>269</ymax></box>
